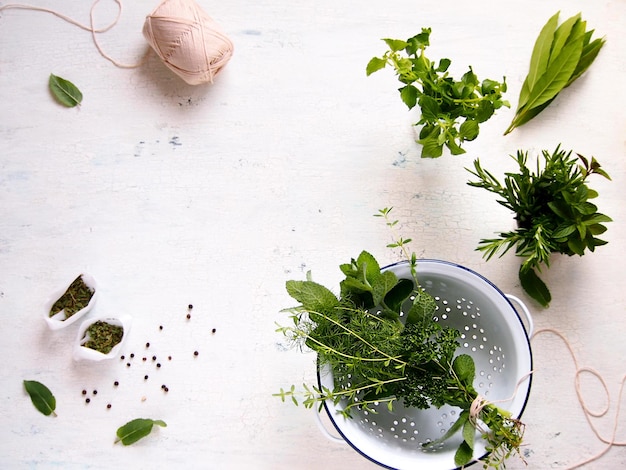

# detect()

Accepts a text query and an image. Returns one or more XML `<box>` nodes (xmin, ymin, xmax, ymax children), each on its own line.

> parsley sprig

<box><xmin>276</xmin><ymin>209</ymin><xmax>525</xmax><ymax>468</ymax></box>
<box><xmin>366</xmin><ymin>28</ymin><xmax>509</xmax><ymax>158</ymax></box>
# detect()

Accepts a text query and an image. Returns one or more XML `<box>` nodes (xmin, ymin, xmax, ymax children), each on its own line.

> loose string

<box><xmin>469</xmin><ymin>328</ymin><xmax>626</xmax><ymax>469</ymax></box>
<box><xmin>531</xmin><ymin>328</ymin><xmax>626</xmax><ymax>469</ymax></box>
<box><xmin>0</xmin><ymin>0</ymin><xmax>150</xmax><ymax>68</ymax></box>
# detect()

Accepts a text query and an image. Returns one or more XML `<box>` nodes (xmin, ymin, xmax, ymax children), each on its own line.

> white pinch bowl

<box><xmin>73</xmin><ymin>315</ymin><xmax>132</xmax><ymax>362</ymax></box>
<box><xmin>43</xmin><ymin>274</ymin><xmax>98</xmax><ymax>330</ymax></box>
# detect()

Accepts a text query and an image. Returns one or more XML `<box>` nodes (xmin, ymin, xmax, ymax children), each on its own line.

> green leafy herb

<box><xmin>115</xmin><ymin>418</ymin><xmax>167</xmax><ymax>445</ymax></box>
<box><xmin>50</xmin><ymin>275</ymin><xmax>94</xmax><ymax>319</ymax></box>
<box><xmin>276</xmin><ymin>208</ymin><xmax>525</xmax><ymax>468</ymax></box>
<box><xmin>23</xmin><ymin>380</ymin><xmax>57</xmax><ymax>417</ymax></box>
<box><xmin>504</xmin><ymin>12</ymin><xmax>605</xmax><ymax>135</ymax></box>
<box><xmin>49</xmin><ymin>74</ymin><xmax>83</xmax><ymax>108</ymax></box>
<box><xmin>83</xmin><ymin>321</ymin><xmax>124</xmax><ymax>354</ymax></box>
<box><xmin>366</xmin><ymin>28</ymin><xmax>509</xmax><ymax>158</ymax></box>
<box><xmin>467</xmin><ymin>146</ymin><xmax>611</xmax><ymax>306</ymax></box>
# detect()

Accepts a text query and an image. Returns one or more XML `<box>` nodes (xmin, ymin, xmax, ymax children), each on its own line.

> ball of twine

<box><xmin>143</xmin><ymin>0</ymin><xmax>234</xmax><ymax>85</ymax></box>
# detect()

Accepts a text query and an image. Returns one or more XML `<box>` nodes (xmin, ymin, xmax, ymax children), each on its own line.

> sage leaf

<box><xmin>519</xmin><ymin>267</ymin><xmax>551</xmax><ymax>307</ymax></box>
<box><xmin>285</xmin><ymin>280</ymin><xmax>339</xmax><ymax>312</ymax></box>
<box><xmin>454</xmin><ymin>441</ymin><xmax>474</xmax><ymax>467</ymax></box>
<box><xmin>462</xmin><ymin>418</ymin><xmax>476</xmax><ymax>450</ymax></box>
<box><xmin>49</xmin><ymin>74</ymin><xmax>83</xmax><ymax>107</ymax></box>
<box><xmin>115</xmin><ymin>418</ymin><xmax>167</xmax><ymax>445</ymax></box>
<box><xmin>23</xmin><ymin>380</ymin><xmax>57</xmax><ymax>417</ymax></box>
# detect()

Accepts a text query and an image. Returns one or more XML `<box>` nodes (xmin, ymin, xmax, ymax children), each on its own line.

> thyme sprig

<box><xmin>276</xmin><ymin>208</ymin><xmax>526</xmax><ymax>468</ymax></box>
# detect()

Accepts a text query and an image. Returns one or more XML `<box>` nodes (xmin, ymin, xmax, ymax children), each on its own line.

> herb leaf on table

<box><xmin>23</xmin><ymin>380</ymin><xmax>57</xmax><ymax>417</ymax></box>
<box><xmin>367</xmin><ymin>28</ymin><xmax>509</xmax><ymax>158</ymax></box>
<box><xmin>49</xmin><ymin>74</ymin><xmax>83</xmax><ymax>108</ymax></box>
<box><xmin>115</xmin><ymin>418</ymin><xmax>167</xmax><ymax>445</ymax></box>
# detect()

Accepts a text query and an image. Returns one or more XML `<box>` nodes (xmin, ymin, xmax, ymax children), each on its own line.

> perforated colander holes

<box><xmin>389</xmin><ymin>417</ymin><xmax>420</xmax><ymax>442</ymax></box>
<box><xmin>488</xmin><ymin>345</ymin><xmax>506</xmax><ymax>373</ymax></box>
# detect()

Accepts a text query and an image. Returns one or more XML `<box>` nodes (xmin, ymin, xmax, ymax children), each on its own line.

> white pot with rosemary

<box><xmin>73</xmin><ymin>315</ymin><xmax>131</xmax><ymax>361</ymax></box>
<box><xmin>44</xmin><ymin>274</ymin><xmax>98</xmax><ymax>330</ymax></box>
<box><xmin>275</xmin><ymin>209</ymin><xmax>533</xmax><ymax>470</ymax></box>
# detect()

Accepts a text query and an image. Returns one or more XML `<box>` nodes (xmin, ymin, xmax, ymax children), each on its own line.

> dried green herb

<box><xmin>115</xmin><ymin>418</ymin><xmax>167</xmax><ymax>445</ymax></box>
<box><xmin>49</xmin><ymin>275</ymin><xmax>94</xmax><ymax>319</ymax></box>
<box><xmin>84</xmin><ymin>321</ymin><xmax>124</xmax><ymax>354</ymax></box>
<box><xmin>49</xmin><ymin>74</ymin><xmax>83</xmax><ymax>108</ymax></box>
<box><xmin>23</xmin><ymin>380</ymin><xmax>57</xmax><ymax>417</ymax></box>
<box><xmin>504</xmin><ymin>12</ymin><xmax>605</xmax><ymax>135</ymax></box>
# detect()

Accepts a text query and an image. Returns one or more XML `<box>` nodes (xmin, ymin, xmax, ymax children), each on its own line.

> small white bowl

<box><xmin>43</xmin><ymin>274</ymin><xmax>98</xmax><ymax>330</ymax></box>
<box><xmin>73</xmin><ymin>315</ymin><xmax>132</xmax><ymax>361</ymax></box>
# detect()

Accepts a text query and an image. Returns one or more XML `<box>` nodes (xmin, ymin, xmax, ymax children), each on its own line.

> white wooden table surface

<box><xmin>1</xmin><ymin>0</ymin><xmax>625</xmax><ymax>468</ymax></box>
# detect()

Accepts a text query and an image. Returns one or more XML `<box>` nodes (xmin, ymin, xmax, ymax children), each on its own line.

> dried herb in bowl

<box><xmin>83</xmin><ymin>321</ymin><xmax>124</xmax><ymax>354</ymax></box>
<box><xmin>49</xmin><ymin>275</ymin><xmax>94</xmax><ymax>319</ymax></box>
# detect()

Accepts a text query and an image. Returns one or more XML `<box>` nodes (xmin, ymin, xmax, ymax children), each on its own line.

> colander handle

<box><xmin>505</xmin><ymin>294</ymin><xmax>534</xmax><ymax>337</ymax></box>
<box><xmin>314</xmin><ymin>406</ymin><xmax>345</xmax><ymax>444</ymax></box>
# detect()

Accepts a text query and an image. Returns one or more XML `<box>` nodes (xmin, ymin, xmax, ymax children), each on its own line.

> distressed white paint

<box><xmin>0</xmin><ymin>0</ymin><xmax>625</xmax><ymax>468</ymax></box>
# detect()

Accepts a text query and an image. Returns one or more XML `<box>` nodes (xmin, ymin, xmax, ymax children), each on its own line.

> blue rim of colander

<box><xmin>316</xmin><ymin>259</ymin><xmax>534</xmax><ymax>470</ymax></box>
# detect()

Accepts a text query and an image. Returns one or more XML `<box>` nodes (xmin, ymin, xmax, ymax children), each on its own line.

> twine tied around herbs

<box><xmin>0</xmin><ymin>0</ymin><xmax>234</xmax><ymax>85</ymax></box>
<box><xmin>467</xmin><ymin>328</ymin><xmax>626</xmax><ymax>469</ymax></box>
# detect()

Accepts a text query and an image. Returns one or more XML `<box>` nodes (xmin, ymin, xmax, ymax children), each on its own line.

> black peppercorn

<box><xmin>130</xmin><ymin>353</ymin><xmax>135</xmax><ymax>358</ymax></box>
<box><xmin>93</xmin><ymin>390</ymin><xmax>98</xmax><ymax>395</ymax></box>
<box><xmin>212</xmin><ymin>328</ymin><xmax>216</xmax><ymax>333</ymax></box>
<box><xmin>188</xmin><ymin>304</ymin><xmax>193</xmax><ymax>309</ymax></box>
<box><xmin>114</xmin><ymin>381</ymin><xmax>119</xmax><ymax>386</ymax></box>
<box><xmin>159</xmin><ymin>325</ymin><xmax>163</xmax><ymax>330</ymax></box>
<box><xmin>168</xmin><ymin>356</ymin><xmax>172</xmax><ymax>361</ymax></box>
<box><xmin>146</xmin><ymin>342</ymin><xmax>150</xmax><ymax>348</ymax></box>
<box><xmin>85</xmin><ymin>398</ymin><xmax>91</xmax><ymax>404</ymax></box>
<box><xmin>186</xmin><ymin>313</ymin><xmax>191</xmax><ymax>319</ymax></box>
<box><xmin>107</xmin><ymin>404</ymin><xmax>112</xmax><ymax>409</ymax></box>
<box><xmin>120</xmin><ymin>355</ymin><xmax>125</xmax><ymax>360</ymax></box>
<box><xmin>144</xmin><ymin>375</ymin><xmax>149</xmax><ymax>380</ymax></box>
<box><xmin>126</xmin><ymin>362</ymin><xmax>131</xmax><ymax>367</ymax></box>
<box><xmin>164</xmin><ymin>387</ymin><xmax>169</xmax><ymax>392</ymax></box>
<box><xmin>152</xmin><ymin>355</ymin><xmax>157</xmax><ymax>361</ymax></box>
<box><xmin>156</xmin><ymin>363</ymin><xmax>161</xmax><ymax>368</ymax></box>
<box><xmin>194</xmin><ymin>351</ymin><xmax>199</xmax><ymax>356</ymax></box>
<box><xmin>82</xmin><ymin>390</ymin><xmax>87</xmax><ymax>395</ymax></box>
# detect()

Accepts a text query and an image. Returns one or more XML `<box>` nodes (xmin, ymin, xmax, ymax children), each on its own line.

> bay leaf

<box><xmin>518</xmin><ymin>35</ymin><xmax>583</xmax><ymax>114</ymax></box>
<box><xmin>548</xmin><ymin>14</ymin><xmax>581</xmax><ymax>67</ymax></box>
<box><xmin>115</xmin><ymin>418</ymin><xmax>167</xmax><ymax>446</ymax></box>
<box><xmin>520</xmin><ymin>11</ymin><xmax>560</xmax><ymax>108</ymax></box>
<box><xmin>23</xmin><ymin>380</ymin><xmax>57</xmax><ymax>417</ymax></box>
<box><xmin>49</xmin><ymin>74</ymin><xmax>83</xmax><ymax>107</ymax></box>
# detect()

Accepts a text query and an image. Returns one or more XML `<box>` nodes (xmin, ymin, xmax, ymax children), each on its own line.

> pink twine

<box><xmin>0</xmin><ymin>0</ymin><xmax>234</xmax><ymax>83</ymax></box>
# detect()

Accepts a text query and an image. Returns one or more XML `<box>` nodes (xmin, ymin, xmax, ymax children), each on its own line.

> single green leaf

<box><xmin>285</xmin><ymin>280</ymin><xmax>339</xmax><ymax>311</ymax></box>
<box><xmin>462</xmin><ymin>418</ymin><xmax>476</xmax><ymax>449</ymax></box>
<box><xmin>567</xmin><ymin>37</ymin><xmax>605</xmax><ymax>85</ymax></box>
<box><xmin>446</xmin><ymin>137</ymin><xmax>466</xmax><ymax>156</ymax></box>
<box><xmin>423</xmin><ymin>410</ymin><xmax>469</xmax><ymax>448</ymax></box>
<box><xmin>49</xmin><ymin>74</ymin><xmax>83</xmax><ymax>107</ymax></box>
<box><xmin>419</xmin><ymin>135</ymin><xmax>443</xmax><ymax>158</ymax></box>
<box><xmin>23</xmin><ymin>380</ymin><xmax>57</xmax><ymax>417</ymax></box>
<box><xmin>521</xmin><ymin>11</ymin><xmax>560</xmax><ymax>106</ymax></box>
<box><xmin>366</xmin><ymin>57</ymin><xmax>387</xmax><ymax>76</ymax></box>
<box><xmin>399</xmin><ymin>85</ymin><xmax>418</xmax><ymax>109</ymax></box>
<box><xmin>372</xmin><ymin>270</ymin><xmax>399</xmax><ymax>307</ymax></box>
<box><xmin>382</xmin><ymin>38</ymin><xmax>408</xmax><ymax>52</ymax></box>
<box><xmin>454</xmin><ymin>440</ymin><xmax>474</xmax><ymax>467</ymax></box>
<box><xmin>452</xmin><ymin>354</ymin><xmax>475</xmax><ymax>385</ymax></box>
<box><xmin>383</xmin><ymin>278</ymin><xmax>414</xmax><ymax>314</ymax></box>
<box><xmin>115</xmin><ymin>418</ymin><xmax>167</xmax><ymax>446</ymax></box>
<box><xmin>548</xmin><ymin>14</ymin><xmax>581</xmax><ymax>67</ymax></box>
<box><xmin>405</xmin><ymin>289</ymin><xmax>436</xmax><ymax>325</ymax></box>
<box><xmin>519</xmin><ymin>267</ymin><xmax>551</xmax><ymax>307</ymax></box>
<box><xmin>355</xmin><ymin>251</ymin><xmax>382</xmax><ymax>285</ymax></box>
<box><xmin>459</xmin><ymin>119</ymin><xmax>479</xmax><ymax>141</ymax></box>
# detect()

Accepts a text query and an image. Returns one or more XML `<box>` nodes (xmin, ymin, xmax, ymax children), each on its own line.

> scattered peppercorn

<box><xmin>186</xmin><ymin>313</ymin><xmax>191</xmax><ymax>320</ymax></box>
<box><xmin>85</xmin><ymin>398</ymin><xmax>91</xmax><ymax>404</ymax></box>
<box><xmin>114</xmin><ymin>381</ymin><xmax>119</xmax><ymax>386</ymax></box>
<box><xmin>130</xmin><ymin>353</ymin><xmax>135</xmax><ymax>358</ymax></box>
<box><xmin>82</xmin><ymin>390</ymin><xmax>87</xmax><ymax>395</ymax></box>
<box><xmin>161</xmin><ymin>384</ymin><xmax>166</xmax><ymax>389</ymax></box>
<box><xmin>144</xmin><ymin>375</ymin><xmax>149</xmax><ymax>380</ymax></box>
<box><xmin>156</xmin><ymin>363</ymin><xmax>161</xmax><ymax>368</ymax></box>
<box><xmin>120</xmin><ymin>355</ymin><xmax>125</xmax><ymax>360</ymax></box>
<box><xmin>142</xmin><ymin>357</ymin><xmax>147</xmax><ymax>361</ymax></box>
<box><xmin>146</xmin><ymin>342</ymin><xmax>150</xmax><ymax>348</ymax></box>
<box><xmin>107</xmin><ymin>404</ymin><xmax>112</xmax><ymax>409</ymax></box>
<box><xmin>126</xmin><ymin>362</ymin><xmax>131</xmax><ymax>367</ymax></box>
<box><xmin>188</xmin><ymin>304</ymin><xmax>193</xmax><ymax>309</ymax></box>
<box><xmin>152</xmin><ymin>355</ymin><xmax>157</xmax><ymax>361</ymax></box>
<box><xmin>159</xmin><ymin>325</ymin><xmax>163</xmax><ymax>330</ymax></box>
<box><xmin>164</xmin><ymin>387</ymin><xmax>169</xmax><ymax>392</ymax></box>
<box><xmin>212</xmin><ymin>328</ymin><xmax>216</xmax><ymax>333</ymax></box>
<box><xmin>168</xmin><ymin>356</ymin><xmax>172</xmax><ymax>361</ymax></box>
<box><xmin>93</xmin><ymin>390</ymin><xmax>98</xmax><ymax>395</ymax></box>
<box><xmin>194</xmin><ymin>351</ymin><xmax>199</xmax><ymax>356</ymax></box>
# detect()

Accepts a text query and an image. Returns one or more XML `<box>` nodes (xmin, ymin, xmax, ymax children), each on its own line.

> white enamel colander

<box><xmin>316</xmin><ymin>259</ymin><xmax>533</xmax><ymax>470</ymax></box>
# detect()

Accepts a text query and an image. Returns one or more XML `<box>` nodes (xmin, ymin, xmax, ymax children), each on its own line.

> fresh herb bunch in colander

<box><xmin>275</xmin><ymin>208</ymin><xmax>525</xmax><ymax>469</ymax></box>
<box><xmin>467</xmin><ymin>146</ymin><xmax>611</xmax><ymax>307</ymax></box>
